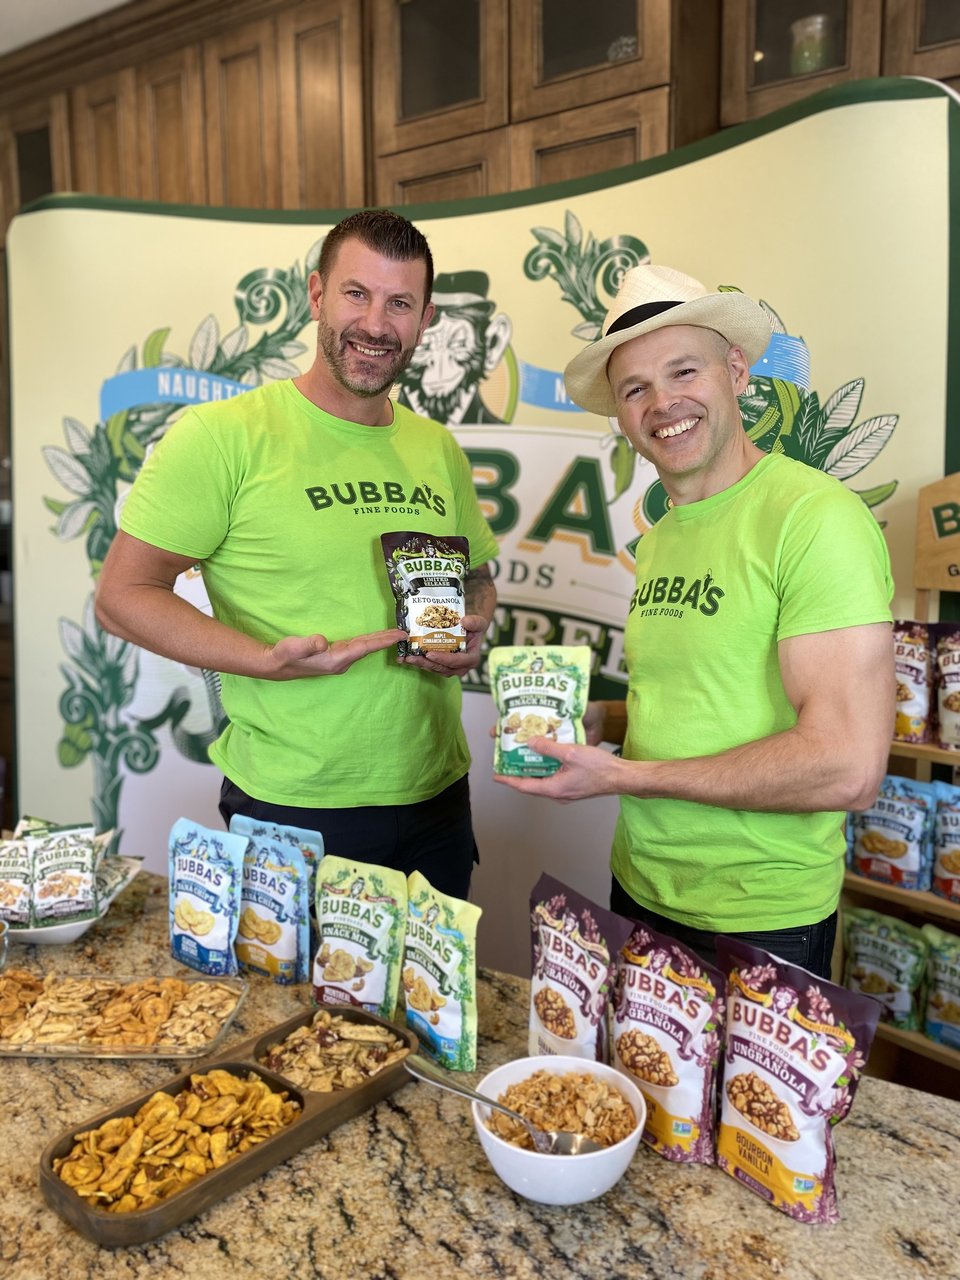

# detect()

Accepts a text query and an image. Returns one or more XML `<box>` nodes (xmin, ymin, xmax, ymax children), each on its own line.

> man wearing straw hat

<box><xmin>496</xmin><ymin>263</ymin><xmax>894</xmax><ymax>978</ymax></box>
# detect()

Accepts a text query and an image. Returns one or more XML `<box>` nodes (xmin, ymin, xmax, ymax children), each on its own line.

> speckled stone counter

<box><xmin>2</xmin><ymin>872</ymin><xmax>958</xmax><ymax>1280</ymax></box>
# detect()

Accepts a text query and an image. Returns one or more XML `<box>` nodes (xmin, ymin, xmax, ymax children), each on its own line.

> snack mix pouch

<box><xmin>842</xmin><ymin>906</ymin><xmax>928</xmax><ymax>1030</ymax></box>
<box><xmin>402</xmin><ymin>870</ymin><xmax>481</xmax><ymax>1071</ymax></box>
<box><xmin>313</xmin><ymin>855</ymin><xmax>407</xmax><ymax>1018</ymax></box>
<box><xmin>237</xmin><ymin>837</ymin><xmax>311</xmax><ymax>984</ymax></box>
<box><xmin>0</xmin><ymin>839</ymin><xmax>31</xmax><ymax>925</ymax></box>
<box><xmin>528</xmin><ymin>872</ymin><xmax>633</xmax><ymax>1060</ymax></box>
<box><xmin>613</xmin><ymin>923</ymin><xmax>726</xmax><ymax>1163</ymax></box>
<box><xmin>932</xmin><ymin>781</ymin><xmax>960</xmax><ymax>904</ymax></box>
<box><xmin>490</xmin><ymin>646</ymin><xmax>592</xmax><ymax>777</ymax></box>
<box><xmin>716</xmin><ymin>937</ymin><xmax>880</xmax><ymax>1224</ymax></box>
<box><xmin>892</xmin><ymin>621</ymin><xmax>934</xmax><ymax>742</ymax></box>
<box><xmin>922</xmin><ymin>923</ymin><xmax>960</xmax><ymax>1048</ymax></box>
<box><xmin>380</xmin><ymin>530</ymin><xmax>469</xmax><ymax>657</ymax></box>
<box><xmin>28</xmin><ymin>825</ymin><xmax>102</xmax><ymax>926</ymax></box>
<box><xmin>168</xmin><ymin>818</ymin><xmax>247</xmax><ymax>976</ymax></box>
<box><xmin>848</xmin><ymin>775</ymin><xmax>935</xmax><ymax>890</ymax></box>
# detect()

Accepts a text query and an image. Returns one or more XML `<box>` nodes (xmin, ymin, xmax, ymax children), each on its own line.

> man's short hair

<box><xmin>318</xmin><ymin>208</ymin><xmax>434</xmax><ymax>302</ymax></box>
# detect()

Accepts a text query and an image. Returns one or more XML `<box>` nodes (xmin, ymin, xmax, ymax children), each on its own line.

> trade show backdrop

<box><xmin>8</xmin><ymin>78</ymin><xmax>956</xmax><ymax>974</ymax></box>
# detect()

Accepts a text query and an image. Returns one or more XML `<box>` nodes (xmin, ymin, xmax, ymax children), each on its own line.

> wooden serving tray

<box><xmin>38</xmin><ymin>1005</ymin><xmax>417</xmax><ymax>1247</ymax></box>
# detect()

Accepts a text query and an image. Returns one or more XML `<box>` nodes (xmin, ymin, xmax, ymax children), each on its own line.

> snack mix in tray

<box><xmin>0</xmin><ymin>970</ymin><xmax>240</xmax><ymax>1049</ymax></box>
<box><xmin>53</xmin><ymin>1069</ymin><xmax>301</xmax><ymax>1212</ymax></box>
<box><xmin>486</xmin><ymin>1069</ymin><xmax>637</xmax><ymax>1151</ymax></box>
<box><xmin>259</xmin><ymin>1009</ymin><xmax>409</xmax><ymax>1091</ymax></box>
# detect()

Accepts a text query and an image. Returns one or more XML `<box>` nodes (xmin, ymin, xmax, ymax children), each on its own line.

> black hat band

<box><xmin>605</xmin><ymin>299</ymin><xmax>683</xmax><ymax>338</ymax></box>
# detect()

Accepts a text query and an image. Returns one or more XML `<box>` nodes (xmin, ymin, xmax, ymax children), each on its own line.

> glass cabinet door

<box><xmin>883</xmin><ymin>0</ymin><xmax>960</xmax><ymax>79</ymax></box>
<box><xmin>371</xmin><ymin>0</ymin><xmax>508</xmax><ymax>155</ymax></box>
<box><xmin>722</xmin><ymin>0</ymin><xmax>882</xmax><ymax>124</ymax></box>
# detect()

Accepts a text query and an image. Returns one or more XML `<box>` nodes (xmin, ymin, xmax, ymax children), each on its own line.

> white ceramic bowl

<box><xmin>471</xmin><ymin>1055</ymin><xmax>646</xmax><ymax>1205</ymax></box>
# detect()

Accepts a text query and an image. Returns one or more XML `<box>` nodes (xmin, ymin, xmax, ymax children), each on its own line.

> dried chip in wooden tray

<box><xmin>0</xmin><ymin>972</ymin><xmax>242</xmax><ymax>1053</ymax></box>
<box><xmin>259</xmin><ymin>1008</ymin><xmax>410</xmax><ymax>1092</ymax></box>
<box><xmin>52</xmin><ymin>1069</ymin><xmax>301</xmax><ymax>1213</ymax></box>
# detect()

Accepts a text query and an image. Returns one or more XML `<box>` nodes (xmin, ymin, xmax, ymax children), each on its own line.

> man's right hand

<box><xmin>268</xmin><ymin>629</ymin><xmax>406</xmax><ymax>678</ymax></box>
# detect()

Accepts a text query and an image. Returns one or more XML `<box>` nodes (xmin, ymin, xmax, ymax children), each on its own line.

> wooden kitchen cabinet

<box><xmin>374</xmin><ymin>128</ymin><xmax>512</xmax><ymax>205</ymax></box>
<box><xmin>882</xmin><ymin>0</ymin><xmax>960</xmax><ymax>86</ymax></box>
<box><xmin>136</xmin><ymin>46</ymin><xmax>207</xmax><ymax>205</ymax></box>
<box><xmin>70</xmin><ymin>69</ymin><xmax>139</xmax><ymax>199</ymax></box>
<box><xmin>203</xmin><ymin>19</ymin><xmax>281</xmax><ymax>209</ymax></box>
<box><xmin>0</xmin><ymin>94</ymin><xmax>71</xmax><ymax>242</ymax></box>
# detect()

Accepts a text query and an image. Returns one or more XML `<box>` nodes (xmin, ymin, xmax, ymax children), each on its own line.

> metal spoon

<box><xmin>403</xmin><ymin>1053</ymin><xmax>604</xmax><ymax>1155</ymax></box>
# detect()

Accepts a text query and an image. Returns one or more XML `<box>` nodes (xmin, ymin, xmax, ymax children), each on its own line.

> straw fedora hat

<box><xmin>563</xmin><ymin>264</ymin><xmax>772</xmax><ymax>418</ymax></box>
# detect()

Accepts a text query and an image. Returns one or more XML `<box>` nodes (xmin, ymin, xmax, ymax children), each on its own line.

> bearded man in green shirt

<box><xmin>96</xmin><ymin>210</ymin><xmax>498</xmax><ymax>898</ymax></box>
<box><xmin>496</xmin><ymin>264</ymin><xmax>894</xmax><ymax>978</ymax></box>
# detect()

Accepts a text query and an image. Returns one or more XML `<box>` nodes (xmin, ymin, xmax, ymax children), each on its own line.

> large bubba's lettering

<box><xmin>731</xmin><ymin>998</ymin><xmax>831</xmax><ymax>1071</ymax></box>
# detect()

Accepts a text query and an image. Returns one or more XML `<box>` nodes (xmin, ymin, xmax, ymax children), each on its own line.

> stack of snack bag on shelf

<box><xmin>932</xmin><ymin>780</ymin><xmax>960</xmax><ymax>904</ymax></box>
<box><xmin>842</xmin><ymin>905</ymin><xmax>960</xmax><ymax>1048</ymax></box>
<box><xmin>892</xmin><ymin>617</ymin><xmax>960</xmax><ymax>752</ymax></box>
<box><xmin>312</xmin><ymin>855</ymin><xmax>482</xmax><ymax>1070</ymax></box>
<box><xmin>0</xmin><ymin>816</ymin><xmax>117</xmax><ymax>930</ymax></box>
<box><xmin>847</xmin><ymin>775</ymin><xmax>935</xmax><ymax>889</ymax></box>
<box><xmin>527</xmin><ymin>874</ymin><xmax>880</xmax><ymax>1222</ymax></box>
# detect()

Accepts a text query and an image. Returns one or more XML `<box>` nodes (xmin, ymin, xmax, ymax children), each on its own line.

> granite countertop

<box><xmin>2</xmin><ymin>872</ymin><xmax>958</xmax><ymax>1280</ymax></box>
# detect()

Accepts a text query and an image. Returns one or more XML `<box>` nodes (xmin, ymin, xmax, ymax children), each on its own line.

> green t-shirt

<box><xmin>120</xmin><ymin>379</ymin><xmax>499</xmax><ymax>807</ymax></box>
<box><xmin>612</xmin><ymin>452</ymin><xmax>893</xmax><ymax>931</ymax></box>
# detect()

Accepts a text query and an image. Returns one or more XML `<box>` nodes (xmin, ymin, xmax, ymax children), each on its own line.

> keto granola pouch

<box><xmin>313</xmin><ymin>855</ymin><xmax>407</xmax><ymax>1018</ymax></box>
<box><xmin>529</xmin><ymin>872</ymin><xmax>633</xmax><ymax>1060</ymax></box>
<box><xmin>848</xmin><ymin>775</ymin><xmax>935</xmax><ymax>890</ymax></box>
<box><xmin>237</xmin><ymin>837</ymin><xmax>311</xmax><ymax>984</ymax></box>
<box><xmin>893</xmin><ymin>620</ymin><xmax>934</xmax><ymax>743</ymax></box>
<box><xmin>716</xmin><ymin>937</ymin><xmax>880</xmax><ymax>1224</ymax></box>
<box><xmin>380</xmin><ymin>530</ymin><xmax>469</xmax><ymax>656</ymax></box>
<box><xmin>922</xmin><ymin>923</ymin><xmax>960</xmax><ymax>1048</ymax></box>
<box><xmin>932</xmin><ymin>781</ymin><xmax>960</xmax><ymax>904</ymax></box>
<box><xmin>842</xmin><ymin>906</ymin><xmax>928</xmax><ymax>1030</ymax></box>
<box><xmin>613</xmin><ymin>922</ymin><xmax>726</xmax><ymax>1163</ymax></box>
<box><xmin>401</xmin><ymin>870</ymin><xmax>482</xmax><ymax>1071</ymax></box>
<box><xmin>490</xmin><ymin>645</ymin><xmax>592</xmax><ymax>777</ymax></box>
<box><xmin>168</xmin><ymin>818</ymin><xmax>247</xmax><ymax>976</ymax></box>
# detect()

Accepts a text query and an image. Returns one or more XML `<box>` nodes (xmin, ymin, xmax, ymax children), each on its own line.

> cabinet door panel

<box><xmin>137</xmin><ymin>46</ymin><xmax>206</xmax><ymax>205</ymax></box>
<box><xmin>0</xmin><ymin>93</ymin><xmax>71</xmax><ymax>237</ymax></box>
<box><xmin>510</xmin><ymin>90</ymin><xmax>668</xmax><ymax>191</ymax></box>
<box><xmin>203</xmin><ymin>20</ymin><xmax>279</xmax><ymax>209</ymax></box>
<box><xmin>883</xmin><ymin>0</ymin><xmax>960</xmax><ymax>78</ymax></box>
<box><xmin>71</xmin><ymin>70</ymin><xmax>138</xmax><ymax>197</ymax></box>
<box><xmin>278</xmin><ymin>0</ymin><xmax>364</xmax><ymax>209</ymax></box>
<box><xmin>510</xmin><ymin>0</ymin><xmax>669</xmax><ymax>122</ymax></box>
<box><xmin>374</xmin><ymin>130</ymin><xmax>511</xmax><ymax>204</ymax></box>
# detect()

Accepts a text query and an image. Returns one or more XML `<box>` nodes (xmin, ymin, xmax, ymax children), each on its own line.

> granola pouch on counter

<box><xmin>401</xmin><ymin>870</ymin><xmax>481</xmax><ymax>1071</ymax></box>
<box><xmin>716</xmin><ymin>937</ymin><xmax>880</xmax><ymax>1224</ymax></box>
<box><xmin>381</xmin><ymin>530</ymin><xmax>469</xmax><ymax>657</ymax></box>
<box><xmin>529</xmin><ymin>872</ymin><xmax>633</xmax><ymax>1060</ymax></box>
<box><xmin>490</xmin><ymin>646</ymin><xmax>592</xmax><ymax>777</ymax></box>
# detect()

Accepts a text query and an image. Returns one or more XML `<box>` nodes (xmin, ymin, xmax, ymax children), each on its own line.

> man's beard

<box><xmin>317</xmin><ymin>316</ymin><xmax>413</xmax><ymax>398</ymax></box>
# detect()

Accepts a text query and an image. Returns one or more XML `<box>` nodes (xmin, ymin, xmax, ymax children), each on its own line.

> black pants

<box><xmin>610</xmin><ymin>875</ymin><xmax>838</xmax><ymax>980</ymax></box>
<box><xmin>219</xmin><ymin>773</ymin><xmax>478</xmax><ymax>900</ymax></box>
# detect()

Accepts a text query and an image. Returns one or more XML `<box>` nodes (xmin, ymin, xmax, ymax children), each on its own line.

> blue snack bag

<box><xmin>228</xmin><ymin>815</ymin><xmax>323</xmax><ymax>909</ymax></box>
<box><xmin>168</xmin><ymin>818</ymin><xmax>247</xmax><ymax>975</ymax></box>
<box><xmin>848</xmin><ymin>774</ymin><xmax>935</xmax><ymax>890</ymax></box>
<box><xmin>237</xmin><ymin>837</ymin><xmax>311</xmax><ymax>984</ymax></box>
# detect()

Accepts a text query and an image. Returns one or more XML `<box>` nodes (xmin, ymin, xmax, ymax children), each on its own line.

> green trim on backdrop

<box><xmin>13</xmin><ymin>76</ymin><xmax>950</xmax><ymax>230</ymax></box>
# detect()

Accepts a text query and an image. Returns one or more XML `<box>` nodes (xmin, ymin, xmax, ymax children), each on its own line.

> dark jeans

<box><xmin>610</xmin><ymin>875</ymin><xmax>838</xmax><ymax>980</ymax></box>
<box><xmin>219</xmin><ymin>773</ymin><xmax>478</xmax><ymax>900</ymax></box>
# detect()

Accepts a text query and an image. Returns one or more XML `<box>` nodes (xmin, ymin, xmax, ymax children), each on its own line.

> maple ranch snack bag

<box><xmin>614</xmin><ymin>923</ymin><xmax>726</xmax><ymax>1163</ymax></box>
<box><xmin>313</xmin><ymin>856</ymin><xmax>407</xmax><ymax>1018</ymax></box>
<box><xmin>529</xmin><ymin>873</ymin><xmax>632</xmax><ymax>1060</ymax></box>
<box><xmin>380</xmin><ymin>530</ymin><xmax>469</xmax><ymax>656</ymax></box>
<box><xmin>490</xmin><ymin>646</ymin><xmax>591</xmax><ymax>777</ymax></box>
<box><xmin>716</xmin><ymin>937</ymin><xmax>880</xmax><ymax>1224</ymax></box>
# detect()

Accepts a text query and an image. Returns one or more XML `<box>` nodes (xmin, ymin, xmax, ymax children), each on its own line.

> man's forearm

<box><xmin>465</xmin><ymin>565</ymin><xmax>496</xmax><ymax>624</ymax></box>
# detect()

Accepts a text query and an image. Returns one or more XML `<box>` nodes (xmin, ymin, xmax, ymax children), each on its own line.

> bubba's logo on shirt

<box><xmin>304</xmin><ymin>479</ymin><xmax>446</xmax><ymax>516</ymax></box>
<box><xmin>628</xmin><ymin>568</ymin><xmax>725</xmax><ymax>619</ymax></box>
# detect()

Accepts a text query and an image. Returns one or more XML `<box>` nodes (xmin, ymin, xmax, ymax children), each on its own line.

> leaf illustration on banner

<box><xmin>42</xmin><ymin>446</ymin><xmax>91</xmax><ymax>496</ymax></box>
<box><xmin>143</xmin><ymin>327</ymin><xmax>171</xmax><ymax>368</ymax></box>
<box><xmin>822</xmin><ymin>415</ymin><xmax>897</xmax><ymax>478</ymax></box>
<box><xmin>189</xmin><ymin>314</ymin><xmax>219</xmax><ymax>370</ymax></box>
<box><xmin>56</xmin><ymin>500</ymin><xmax>96</xmax><ymax>541</ymax></box>
<box><xmin>220</xmin><ymin>325</ymin><xmax>248</xmax><ymax>360</ymax></box>
<box><xmin>821</xmin><ymin>378</ymin><xmax>864</xmax><ymax>433</ymax></box>
<box><xmin>116</xmin><ymin>345</ymin><xmax>136</xmax><ymax>374</ymax></box>
<box><xmin>62</xmin><ymin>417</ymin><xmax>92</xmax><ymax>456</ymax></box>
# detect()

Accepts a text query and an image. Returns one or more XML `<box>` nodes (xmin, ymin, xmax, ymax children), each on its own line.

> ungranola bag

<box><xmin>932</xmin><ymin>781</ymin><xmax>960</xmax><ymax>904</ymax></box>
<box><xmin>842</xmin><ymin>906</ymin><xmax>928</xmax><ymax>1030</ymax></box>
<box><xmin>922</xmin><ymin>923</ymin><xmax>960</xmax><ymax>1048</ymax></box>
<box><xmin>168</xmin><ymin>818</ymin><xmax>247</xmax><ymax>976</ymax></box>
<box><xmin>848</xmin><ymin>774</ymin><xmax>935</xmax><ymax>890</ymax></box>
<box><xmin>237</xmin><ymin>837</ymin><xmax>311</xmax><ymax>985</ymax></box>
<box><xmin>935</xmin><ymin>626</ymin><xmax>960</xmax><ymax>749</ymax></box>
<box><xmin>716</xmin><ymin>937</ymin><xmax>880</xmax><ymax>1224</ymax></box>
<box><xmin>490</xmin><ymin>646</ymin><xmax>592</xmax><ymax>777</ymax></box>
<box><xmin>313</xmin><ymin>855</ymin><xmax>407</xmax><ymax>1018</ymax></box>
<box><xmin>613</xmin><ymin>923</ymin><xmax>725</xmax><ymax>1163</ymax></box>
<box><xmin>380</xmin><ymin>530</ymin><xmax>469</xmax><ymax>657</ymax></box>
<box><xmin>529</xmin><ymin>873</ymin><xmax>633</xmax><ymax>1060</ymax></box>
<box><xmin>893</xmin><ymin>620</ymin><xmax>934</xmax><ymax>743</ymax></box>
<box><xmin>401</xmin><ymin>870</ymin><xmax>481</xmax><ymax>1071</ymax></box>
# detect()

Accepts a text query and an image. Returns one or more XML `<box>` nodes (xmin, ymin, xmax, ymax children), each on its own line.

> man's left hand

<box><xmin>400</xmin><ymin>612</ymin><xmax>488</xmax><ymax>677</ymax></box>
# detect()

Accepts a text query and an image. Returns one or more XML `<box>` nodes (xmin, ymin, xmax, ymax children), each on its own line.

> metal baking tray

<box><xmin>0</xmin><ymin>974</ymin><xmax>247</xmax><ymax>1059</ymax></box>
<box><xmin>39</xmin><ymin>1005</ymin><xmax>417</xmax><ymax>1246</ymax></box>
